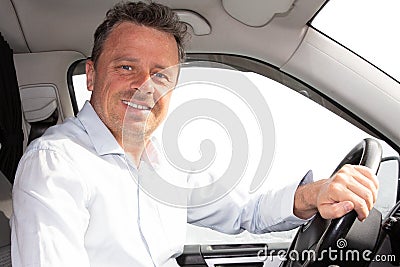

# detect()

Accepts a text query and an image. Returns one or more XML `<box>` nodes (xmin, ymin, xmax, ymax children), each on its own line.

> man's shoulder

<box><xmin>26</xmin><ymin>116</ymin><xmax>92</xmax><ymax>155</ymax></box>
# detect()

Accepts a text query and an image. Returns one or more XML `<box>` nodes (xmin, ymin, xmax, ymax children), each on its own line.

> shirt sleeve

<box><xmin>187</xmin><ymin>170</ymin><xmax>314</xmax><ymax>234</ymax></box>
<box><xmin>11</xmin><ymin>147</ymin><xmax>91</xmax><ymax>267</ymax></box>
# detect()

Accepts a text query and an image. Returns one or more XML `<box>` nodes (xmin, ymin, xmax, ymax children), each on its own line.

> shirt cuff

<box><xmin>258</xmin><ymin>170</ymin><xmax>314</xmax><ymax>232</ymax></box>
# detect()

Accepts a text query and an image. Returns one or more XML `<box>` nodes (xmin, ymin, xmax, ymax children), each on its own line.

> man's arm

<box><xmin>294</xmin><ymin>164</ymin><xmax>378</xmax><ymax>221</ymax></box>
<box><xmin>187</xmin><ymin>171</ymin><xmax>314</xmax><ymax>234</ymax></box>
<box><xmin>11</xmin><ymin>147</ymin><xmax>91</xmax><ymax>267</ymax></box>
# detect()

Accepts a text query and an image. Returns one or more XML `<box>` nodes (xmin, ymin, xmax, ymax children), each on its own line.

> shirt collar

<box><xmin>142</xmin><ymin>137</ymin><xmax>161</xmax><ymax>167</ymax></box>
<box><xmin>76</xmin><ymin>101</ymin><xmax>162</xmax><ymax>165</ymax></box>
<box><xmin>77</xmin><ymin>101</ymin><xmax>125</xmax><ymax>156</ymax></box>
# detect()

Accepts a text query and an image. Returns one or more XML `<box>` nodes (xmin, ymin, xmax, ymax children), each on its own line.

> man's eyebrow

<box><xmin>112</xmin><ymin>57</ymin><xmax>140</xmax><ymax>63</ymax></box>
<box><xmin>154</xmin><ymin>64</ymin><xmax>176</xmax><ymax>71</ymax></box>
<box><xmin>111</xmin><ymin>58</ymin><xmax>173</xmax><ymax>70</ymax></box>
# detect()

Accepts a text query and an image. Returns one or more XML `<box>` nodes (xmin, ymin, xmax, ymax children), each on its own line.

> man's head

<box><xmin>91</xmin><ymin>1</ymin><xmax>188</xmax><ymax>66</ymax></box>
<box><xmin>86</xmin><ymin>1</ymin><xmax>189</xmax><ymax>149</ymax></box>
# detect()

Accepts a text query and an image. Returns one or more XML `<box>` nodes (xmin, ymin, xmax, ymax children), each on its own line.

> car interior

<box><xmin>1</xmin><ymin>0</ymin><xmax>400</xmax><ymax>266</ymax></box>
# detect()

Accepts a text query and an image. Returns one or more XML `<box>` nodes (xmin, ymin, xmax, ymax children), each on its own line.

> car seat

<box><xmin>0</xmin><ymin>169</ymin><xmax>12</xmax><ymax>267</ymax></box>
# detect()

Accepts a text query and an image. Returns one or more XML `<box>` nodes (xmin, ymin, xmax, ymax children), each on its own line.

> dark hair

<box><xmin>91</xmin><ymin>1</ymin><xmax>189</xmax><ymax>65</ymax></box>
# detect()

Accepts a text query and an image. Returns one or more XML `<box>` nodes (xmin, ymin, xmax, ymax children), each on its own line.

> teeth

<box><xmin>122</xmin><ymin>100</ymin><xmax>150</xmax><ymax>110</ymax></box>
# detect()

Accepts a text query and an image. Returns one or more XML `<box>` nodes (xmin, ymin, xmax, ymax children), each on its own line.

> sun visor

<box><xmin>222</xmin><ymin>0</ymin><xmax>295</xmax><ymax>27</ymax></box>
<box><xmin>20</xmin><ymin>84</ymin><xmax>59</xmax><ymax>123</ymax></box>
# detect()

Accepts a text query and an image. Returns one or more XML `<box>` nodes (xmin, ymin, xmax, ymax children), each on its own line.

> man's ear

<box><xmin>86</xmin><ymin>59</ymin><xmax>95</xmax><ymax>92</ymax></box>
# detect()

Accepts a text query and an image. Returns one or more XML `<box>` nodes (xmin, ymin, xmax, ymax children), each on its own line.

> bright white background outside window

<box><xmin>72</xmin><ymin>67</ymin><xmax>398</xmax><ymax>245</ymax></box>
<box><xmin>72</xmin><ymin>74</ymin><xmax>92</xmax><ymax>110</ymax></box>
<box><xmin>312</xmin><ymin>0</ymin><xmax>400</xmax><ymax>81</ymax></box>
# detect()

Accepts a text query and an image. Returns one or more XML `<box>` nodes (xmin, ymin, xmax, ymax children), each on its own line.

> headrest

<box><xmin>20</xmin><ymin>84</ymin><xmax>59</xmax><ymax>122</ymax></box>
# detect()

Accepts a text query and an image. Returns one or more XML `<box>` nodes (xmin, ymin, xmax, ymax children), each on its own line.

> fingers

<box><xmin>319</xmin><ymin>201</ymin><xmax>354</xmax><ymax>219</ymax></box>
<box><xmin>344</xmin><ymin>165</ymin><xmax>378</xmax><ymax>197</ymax></box>
<box><xmin>353</xmin><ymin>165</ymin><xmax>379</xmax><ymax>191</ymax></box>
<box><xmin>336</xmin><ymin>165</ymin><xmax>377</xmax><ymax>205</ymax></box>
<box><xmin>318</xmin><ymin>164</ymin><xmax>379</xmax><ymax>221</ymax></box>
<box><xmin>325</xmin><ymin>183</ymin><xmax>371</xmax><ymax>220</ymax></box>
<box><xmin>345</xmin><ymin>180</ymin><xmax>374</xmax><ymax>210</ymax></box>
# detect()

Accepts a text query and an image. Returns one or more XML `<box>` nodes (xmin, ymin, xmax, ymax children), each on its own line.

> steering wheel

<box><xmin>281</xmin><ymin>138</ymin><xmax>382</xmax><ymax>267</ymax></box>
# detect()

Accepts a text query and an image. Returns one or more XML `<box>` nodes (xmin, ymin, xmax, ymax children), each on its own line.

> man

<box><xmin>11</xmin><ymin>2</ymin><xmax>378</xmax><ymax>266</ymax></box>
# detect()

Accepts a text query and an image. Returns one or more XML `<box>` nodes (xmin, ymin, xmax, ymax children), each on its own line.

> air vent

<box><xmin>391</xmin><ymin>201</ymin><xmax>400</xmax><ymax>218</ymax></box>
<box><xmin>382</xmin><ymin>202</ymin><xmax>400</xmax><ymax>232</ymax></box>
<box><xmin>393</xmin><ymin>209</ymin><xmax>400</xmax><ymax>218</ymax></box>
<box><xmin>382</xmin><ymin>201</ymin><xmax>400</xmax><ymax>266</ymax></box>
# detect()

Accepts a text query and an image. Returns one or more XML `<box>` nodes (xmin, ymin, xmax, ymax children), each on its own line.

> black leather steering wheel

<box><xmin>281</xmin><ymin>138</ymin><xmax>382</xmax><ymax>267</ymax></box>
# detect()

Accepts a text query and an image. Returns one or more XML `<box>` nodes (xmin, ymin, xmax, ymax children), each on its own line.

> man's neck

<box><xmin>120</xmin><ymin>137</ymin><xmax>150</xmax><ymax>167</ymax></box>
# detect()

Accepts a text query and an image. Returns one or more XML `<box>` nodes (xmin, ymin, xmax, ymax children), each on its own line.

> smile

<box><xmin>122</xmin><ymin>100</ymin><xmax>151</xmax><ymax>110</ymax></box>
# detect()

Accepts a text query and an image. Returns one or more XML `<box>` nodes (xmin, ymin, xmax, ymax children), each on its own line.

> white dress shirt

<box><xmin>11</xmin><ymin>101</ymin><xmax>312</xmax><ymax>267</ymax></box>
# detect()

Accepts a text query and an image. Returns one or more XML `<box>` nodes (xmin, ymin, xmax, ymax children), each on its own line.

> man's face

<box><xmin>86</xmin><ymin>22</ymin><xmax>180</xmax><ymax>146</ymax></box>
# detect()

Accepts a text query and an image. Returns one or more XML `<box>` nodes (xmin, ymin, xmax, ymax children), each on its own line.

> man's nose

<box><xmin>130</xmin><ymin>72</ymin><xmax>155</xmax><ymax>95</ymax></box>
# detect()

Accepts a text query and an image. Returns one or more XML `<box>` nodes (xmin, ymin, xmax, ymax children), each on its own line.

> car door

<box><xmin>69</xmin><ymin>53</ymin><xmax>399</xmax><ymax>266</ymax></box>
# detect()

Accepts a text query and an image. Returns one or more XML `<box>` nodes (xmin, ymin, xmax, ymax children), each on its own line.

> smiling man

<box><xmin>86</xmin><ymin>21</ymin><xmax>180</xmax><ymax>165</ymax></box>
<box><xmin>11</xmin><ymin>2</ymin><xmax>378</xmax><ymax>267</ymax></box>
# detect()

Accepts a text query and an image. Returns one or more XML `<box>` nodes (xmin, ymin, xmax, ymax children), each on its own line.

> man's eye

<box><xmin>153</xmin><ymin>72</ymin><xmax>168</xmax><ymax>80</ymax></box>
<box><xmin>121</xmin><ymin>65</ymin><xmax>132</xmax><ymax>71</ymax></box>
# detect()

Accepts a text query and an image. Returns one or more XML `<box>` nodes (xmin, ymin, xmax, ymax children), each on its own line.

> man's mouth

<box><xmin>122</xmin><ymin>100</ymin><xmax>151</xmax><ymax>110</ymax></box>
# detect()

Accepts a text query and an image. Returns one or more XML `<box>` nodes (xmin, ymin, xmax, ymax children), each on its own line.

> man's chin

<box><xmin>122</xmin><ymin>123</ymin><xmax>155</xmax><ymax>141</ymax></box>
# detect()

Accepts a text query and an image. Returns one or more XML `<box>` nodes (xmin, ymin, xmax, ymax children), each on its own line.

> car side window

<box><xmin>68</xmin><ymin>56</ymin><xmax>399</xmax><ymax>246</ymax></box>
<box><xmin>72</xmin><ymin>74</ymin><xmax>91</xmax><ymax>111</ymax></box>
<box><xmin>312</xmin><ymin>0</ymin><xmax>400</xmax><ymax>82</ymax></box>
<box><xmin>67</xmin><ymin>59</ymin><xmax>91</xmax><ymax>114</ymax></box>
